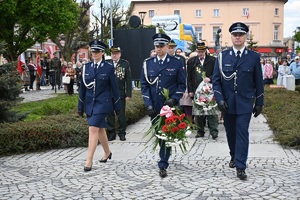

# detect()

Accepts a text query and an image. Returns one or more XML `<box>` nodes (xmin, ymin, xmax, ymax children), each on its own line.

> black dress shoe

<box><xmin>108</xmin><ymin>135</ymin><xmax>116</xmax><ymax>141</ymax></box>
<box><xmin>229</xmin><ymin>158</ymin><xmax>236</xmax><ymax>168</ymax></box>
<box><xmin>195</xmin><ymin>132</ymin><xmax>204</xmax><ymax>138</ymax></box>
<box><xmin>100</xmin><ymin>152</ymin><xmax>112</xmax><ymax>163</ymax></box>
<box><xmin>211</xmin><ymin>134</ymin><xmax>218</xmax><ymax>140</ymax></box>
<box><xmin>119</xmin><ymin>135</ymin><xmax>126</xmax><ymax>141</ymax></box>
<box><xmin>159</xmin><ymin>168</ymin><xmax>167</xmax><ymax>178</ymax></box>
<box><xmin>84</xmin><ymin>163</ymin><xmax>92</xmax><ymax>172</ymax></box>
<box><xmin>237</xmin><ymin>169</ymin><xmax>247</xmax><ymax>180</ymax></box>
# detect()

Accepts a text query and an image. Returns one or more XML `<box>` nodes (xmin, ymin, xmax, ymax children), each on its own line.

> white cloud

<box><xmin>284</xmin><ymin>0</ymin><xmax>300</xmax><ymax>37</ymax></box>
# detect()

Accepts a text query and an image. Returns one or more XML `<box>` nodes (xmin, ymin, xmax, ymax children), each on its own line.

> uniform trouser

<box><xmin>67</xmin><ymin>79</ymin><xmax>74</xmax><ymax>95</ymax></box>
<box><xmin>158</xmin><ymin>140</ymin><xmax>171</xmax><ymax>169</ymax></box>
<box><xmin>106</xmin><ymin>98</ymin><xmax>126</xmax><ymax>136</ymax></box>
<box><xmin>29</xmin><ymin>75</ymin><xmax>36</xmax><ymax>89</ymax></box>
<box><xmin>195</xmin><ymin>115</ymin><xmax>218</xmax><ymax>136</ymax></box>
<box><xmin>223</xmin><ymin>113</ymin><xmax>251</xmax><ymax>169</ymax></box>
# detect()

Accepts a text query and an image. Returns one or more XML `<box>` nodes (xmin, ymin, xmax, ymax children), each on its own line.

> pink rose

<box><xmin>204</xmin><ymin>77</ymin><xmax>210</xmax><ymax>83</ymax></box>
<box><xmin>160</xmin><ymin>105</ymin><xmax>174</xmax><ymax>118</ymax></box>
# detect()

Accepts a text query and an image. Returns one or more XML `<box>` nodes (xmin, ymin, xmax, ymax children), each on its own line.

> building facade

<box><xmin>131</xmin><ymin>0</ymin><xmax>288</xmax><ymax>57</ymax></box>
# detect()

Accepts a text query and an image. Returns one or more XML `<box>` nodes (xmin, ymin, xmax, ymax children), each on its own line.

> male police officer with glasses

<box><xmin>212</xmin><ymin>22</ymin><xmax>264</xmax><ymax>180</ymax></box>
<box><xmin>141</xmin><ymin>33</ymin><xmax>186</xmax><ymax>178</ymax></box>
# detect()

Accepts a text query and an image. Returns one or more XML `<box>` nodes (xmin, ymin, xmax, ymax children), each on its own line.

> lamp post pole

<box><xmin>100</xmin><ymin>0</ymin><xmax>103</xmax><ymax>40</ymax></box>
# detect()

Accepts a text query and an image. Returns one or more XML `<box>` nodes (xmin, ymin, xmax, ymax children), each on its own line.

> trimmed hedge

<box><xmin>263</xmin><ymin>86</ymin><xmax>300</xmax><ymax>148</ymax></box>
<box><xmin>0</xmin><ymin>90</ymin><xmax>147</xmax><ymax>156</ymax></box>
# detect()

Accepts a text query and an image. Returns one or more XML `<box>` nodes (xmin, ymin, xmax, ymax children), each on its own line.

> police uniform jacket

<box><xmin>106</xmin><ymin>58</ymin><xmax>132</xmax><ymax>98</ymax></box>
<box><xmin>187</xmin><ymin>54</ymin><xmax>216</xmax><ymax>94</ymax></box>
<box><xmin>78</xmin><ymin>61</ymin><xmax>121</xmax><ymax>116</ymax></box>
<box><xmin>212</xmin><ymin>48</ymin><xmax>264</xmax><ymax>114</ymax></box>
<box><xmin>140</xmin><ymin>54</ymin><xmax>186</xmax><ymax>112</ymax></box>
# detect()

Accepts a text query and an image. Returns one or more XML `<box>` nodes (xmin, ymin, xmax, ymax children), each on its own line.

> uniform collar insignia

<box><xmin>167</xmin><ymin>57</ymin><xmax>170</xmax><ymax>63</ymax></box>
<box><xmin>229</xmin><ymin>50</ymin><xmax>233</xmax><ymax>56</ymax></box>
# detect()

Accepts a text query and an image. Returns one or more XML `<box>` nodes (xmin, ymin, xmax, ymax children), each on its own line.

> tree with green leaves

<box><xmin>294</xmin><ymin>30</ymin><xmax>300</xmax><ymax>53</ymax></box>
<box><xmin>188</xmin><ymin>35</ymin><xmax>199</xmax><ymax>53</ymax></box>
<box><xmin>247</xmin><ymin>32</ymin><xmax>258</xmax><ymax>51</ymax></box>
<box><xmin>0</xmin><ymin>0</ymin><xmax>79</xmax><ymax>62</ymax></box>
<box><xmin>92</xmin><ymin>0</ymin><xmax>133</xmax><ymax>43</ymax></box>
<box><xmin>0</xmin><ymin>62</ymin><xmax>24</xmax><ymax>123</ymax></box>
<box><xmin>50</xmin><ymin>0</ymin><xmax>94</xmax><ymax>62</ymax></box>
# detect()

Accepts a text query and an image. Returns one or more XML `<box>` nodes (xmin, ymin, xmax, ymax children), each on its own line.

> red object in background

<box><xmin>288</xmin><ymin>48</ymin><xmax>293</xmax><ymax>53</ymax></box>
<box><xmin>275</xmin><ymin>48</ymin><xmax>284</xmax><ymax>53</ymax></box>
<box><xmin>257</xmin><ymin>48</ymin><xmax>272</xmax><ymax>53</ymax></box>
<box><xmin>17</xmin><ymin>53</ymin><xmax>25</xmax><ymax>75</ymax></box>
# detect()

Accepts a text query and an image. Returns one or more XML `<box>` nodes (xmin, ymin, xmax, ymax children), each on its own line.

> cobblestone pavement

<box><xmin>1</xmin><ymin>87</ymin><xmax>299</xmax><ymax>199</ymax></box>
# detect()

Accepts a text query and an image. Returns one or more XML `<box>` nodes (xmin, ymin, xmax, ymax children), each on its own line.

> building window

<box><xmin>274</xmin><ymin>25</ymin><xmax>279</xmax><ymax>40</ymax></box>
<box><xmin>195</xmin><ymin>27</ymin><xmax>203</xmax><ymax>40</ymax></box>
<box><xmin>243</xmin><ymin>8</ymin><xmax>250</xmax><ymax>18</ymax></box>
<box><xmin>196</xmin><ymin>10</ymin><xmax>202</xmax><ymax>17</ymax></box>
<box><xmin>213</xmin><ymin>9</ymin><xmax>219</xmax><ymax>17</ymax></box>
<box><xmin>213</xmin><ymin>26</ymin><xmax>221</xmax><ymax>41</ymax></box>
<box><xmin>149</xmin><ymin>10</ymin><xmax>154</xmax><ymax>18</ymax></box>
<box><xmin>174</xmin><ymin>10</ymin><xmax>180</xmax><ymax>15</ymax></box>
<box><xmin>275</xmin><ymin>8</ymin><xmax>279</xmax><ymax>16</ymax></box>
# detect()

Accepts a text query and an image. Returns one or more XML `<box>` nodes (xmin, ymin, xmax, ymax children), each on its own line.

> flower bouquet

<box><xmin>193</xmin><ymin>73</ymin><xmax>219</xmax><ymax>116</ymax></box>
<box><xmin>144</xmin><ymin>88</ymin><xmax>194</xmax><ymax>153</ymax></box>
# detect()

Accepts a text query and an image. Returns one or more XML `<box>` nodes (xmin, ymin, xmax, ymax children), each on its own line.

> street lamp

<box><xmin>139</xmin><ymin>11</ymin><xmax>147</xmax><ymax>26</ymax></box>
<box><xmin>100</xmin><ymin>0</ymin><xmax>103</xmax><ymax>40</ymax></box>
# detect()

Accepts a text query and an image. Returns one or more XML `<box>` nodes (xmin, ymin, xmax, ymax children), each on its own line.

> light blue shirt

<box><xmin>290</xmin><ymin>61</ymin><xmax>300</xmax><ymax>79</ymax></box>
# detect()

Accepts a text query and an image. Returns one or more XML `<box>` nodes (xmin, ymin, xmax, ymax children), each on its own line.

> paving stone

<box><xmin>0</xmin><ymin>86</ymin><xmax>299</xmax><ymax>199</ymax></box>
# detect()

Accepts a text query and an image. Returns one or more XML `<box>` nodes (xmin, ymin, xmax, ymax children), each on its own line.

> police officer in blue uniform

<box><xmin>78</xmin><ymin>40</ymin><xmax>121</xmax><ymax>172</ymax></box>
<box><xmin>141</xmin><ymin>33</ymin><xmax>186</xmax><ymax>178</ymax></box>
<box><xmin>212</xmin><ymin>22</ymin><xmax>264</xmax><ymax>180</ymax></box>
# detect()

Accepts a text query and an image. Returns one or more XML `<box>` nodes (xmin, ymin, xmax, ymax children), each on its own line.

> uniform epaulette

<box><xmin>106</xmin><ymin>61</ymin><xmax>113</xmax><ymax>66</ymax></box>
<box><xmin>248</xmin><ymin>49</ymin><xmax>259</xmax><ymax>55</ymax></box>
<box><xmin>173</xmin><ymin>55</ymin><xmax>181</xmax><ymax>60</ymax></box>
<box><xmin>144</xmin><ymin>57</ymin><xmax>153</xmax><ymax>62</ymax></box>
<box><xmin>222</xmin><ymin>48</ymin><xmax>230</xmax><ymax>53</ymax></box>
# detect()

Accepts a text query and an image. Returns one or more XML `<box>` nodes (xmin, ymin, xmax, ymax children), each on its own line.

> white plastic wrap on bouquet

<box><xmin>193</xmin><ymin>80</ymin><xmax>219</xmax><ymax>116</ymax></box>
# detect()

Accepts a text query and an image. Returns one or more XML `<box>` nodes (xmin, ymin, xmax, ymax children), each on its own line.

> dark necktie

<box><xmin>159</xmin><ymin>59</ymin><xmax>163</xmax><ymax>66</ymax></box>
<box><xmin>94</xmin><ymin>63</ymin><xmax>98</xmax><ymax>74</ymax></box>
<box><xmin>236</xmin><ymin>50</ymin><xmax>241</xmax><ymax>61</ymax></box>
<box><xmin>158</xmin><ymin>59</ymin><xmax>164</xmax><ymax>66</ymax></box>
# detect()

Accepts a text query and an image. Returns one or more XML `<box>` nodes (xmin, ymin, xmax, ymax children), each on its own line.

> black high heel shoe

<box><xmin>100</xmin><ymin>152</ymin><xmax>112</xmax><ymax>163</ymax></box>
<box><xmin>84</xmin><ymin>162</ymin><xmax>93</xmax><ymax>172</ymax></box>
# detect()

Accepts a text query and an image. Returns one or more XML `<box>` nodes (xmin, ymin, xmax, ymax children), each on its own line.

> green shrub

<box><xmin>0</xmin><ymin>90</ymin><xmax>146</xmax><ymax>156</ymax></box>
<box><xmin>263</xmin><ymin>86</ymin><xmax>300</xmax><ymax>149</ymax></box>
<box><xmin>0</xmin><ymin>62</ymin><xmax>24</xmax><ymax>122</ymax></box>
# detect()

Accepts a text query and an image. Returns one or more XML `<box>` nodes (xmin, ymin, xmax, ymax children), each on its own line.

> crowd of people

<box><xmin>20</xmin><ymin>52</ymin><xmax>88</xmax><ymax>95</ymax></box>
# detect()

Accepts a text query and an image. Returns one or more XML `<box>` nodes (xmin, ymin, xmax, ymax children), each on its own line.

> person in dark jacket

<box><xmin>106</xmin><ymin>47</ymin><xmax>132</xmax><ymax>141</ymax></box>
<box><xmin>187</xmin><ymin>42</ymin><xmax>218</xmax><ymax>139</ymax></box>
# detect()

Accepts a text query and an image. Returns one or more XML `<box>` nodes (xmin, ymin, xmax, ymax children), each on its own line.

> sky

<box><xmin>91</xmin><ymin>0</ymin><xmax>299</xmax><ymax>38</ymax></box>
<box><xmin>284</xmin><ymin>0</ymin><xmax>300</xmax><ymax>38</ymax></box>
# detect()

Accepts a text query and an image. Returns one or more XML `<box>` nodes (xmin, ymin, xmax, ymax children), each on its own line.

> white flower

<box><xmin>185</xmin><ymin>130</ymin><xmax>192</xmax><ymax>136</ymax></box>
<box><xmin>176</xmin><ymin>140</ymin><xmax>182</xmax><ymax>145</ymax></box>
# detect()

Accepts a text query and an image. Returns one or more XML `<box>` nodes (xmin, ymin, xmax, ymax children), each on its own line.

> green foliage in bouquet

<box><xmin>144</xmin><ymin>88</ymin><xmax>195</xmax><ymax>153</ymax></box>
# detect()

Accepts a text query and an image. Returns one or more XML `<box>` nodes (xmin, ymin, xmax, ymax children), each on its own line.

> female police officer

<box><xmin>78</xmin><ymin>40</ymin><xmax>121</xmax><ymax>171</ymax></box>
